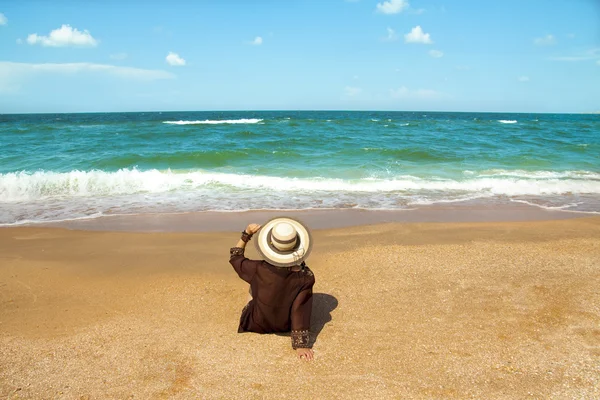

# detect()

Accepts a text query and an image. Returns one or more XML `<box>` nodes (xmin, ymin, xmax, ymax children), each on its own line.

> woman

<box><xmin>229</xmin><ymin>217</ymin><xmax>315</xmax><ymax>361</ymax></box>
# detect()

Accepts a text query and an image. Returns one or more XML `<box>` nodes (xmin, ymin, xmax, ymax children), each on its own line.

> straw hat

<box><xmin>254</xmin><ymin>217</ymin><xmax>313</xmax><ymax>268</ymax></box>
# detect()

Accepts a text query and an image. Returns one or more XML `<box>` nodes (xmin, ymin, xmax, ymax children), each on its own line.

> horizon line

<box><xmin>1</xmin><ymin>109</ymin><xmax>598</xmax><ymax>116</ymax></box>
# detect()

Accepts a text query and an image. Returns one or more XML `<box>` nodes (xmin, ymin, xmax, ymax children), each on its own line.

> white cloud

<box><xmin>344</xmin><ymin>86</ymin><xmax>362</xmax><ymax>97</ymax></box>
<box><xmin>0</xmin><ymin>13</ymin><xmax>7</xmax><ymax>25</ymax></box>
<box><xmin>518</xmin><ymin>76</ymin><xmax>530</xmax><ymax>82</ymax></box>
<box><xmin>110</xmin><ymin>53</ymin><xmax>128</xmax><ymax>60</ymax></box>
<box><xmin>404</xmin><ymin>26</ymin><xmax>433</xmax><ymax>44</ymax></box>
<box><xmin>429</xmin><ymin>49</ymin><xmax>443</xmax><ymax>58</ymax></box>
<box><xmin>550</xmin><ymin>56</ymin><xmax>588</xmax><ymax>61</ymax></box>
<box><xmin>250</xmin><ymin>36</ymin><xmax>263</xmax><ymax>45</ymax></box>
<box><xmin>549</xmin><ymin>47</ymin><xmax>600</xmax><ymax>62</ymax></box>
<box><xmin>383</xmin><ymin>27</ymin><xmax>398</xmax><ymax>41</ymax></box>
<box><xmin>390</xmin><ymin>86</ymin><xmax>444</xmax><ymax>100</ymax></box>
<box><xmin>534</xmin><ymin>34</ymin><xmax>556</xmax><ymax>46</ymax></box>
<box><xmin>166</xmin><ymin>52</ymin><xmax>186</xmax><ymax>66</ymax></box>
<box><xmin>0</xmin><ymin>61</ymin><xmax>174</xmax><ymax>92</ymax></box>
<box><xmin>376</xmin><ymin>0</ymin><xmax>409</xmax><ymax>14</ymax></box>
<box><xmin>26</xmin><ymin>24</ymin><xmax>98</xmax><ymax>47</ymax></box>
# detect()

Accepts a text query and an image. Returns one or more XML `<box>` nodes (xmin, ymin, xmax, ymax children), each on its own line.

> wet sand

<box><xmin>1</xmin><ymin>217</ymin><xmax>600</xmax><ymax>399</ymax></box>
<box><xmin>42</xmin><ymin>202</ymin><xmax>584</xmax><ymax>232</ymax></box>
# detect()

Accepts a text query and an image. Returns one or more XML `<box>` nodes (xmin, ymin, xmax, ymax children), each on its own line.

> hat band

<box><xmin>272</xmin><ymin>234</ymin><xmax>298</xmax><ymax>245</ymax></box>
<box><xmin>266</xmin><ymin>229</ymin><xmax>301</xmax><ymax>255</ymax></box>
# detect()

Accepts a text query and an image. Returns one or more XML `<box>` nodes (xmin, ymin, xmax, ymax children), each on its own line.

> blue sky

<box><xmin>0</xmin><ymin>0</ymin><xmax>599</xmax><ymax>113</ymax></box>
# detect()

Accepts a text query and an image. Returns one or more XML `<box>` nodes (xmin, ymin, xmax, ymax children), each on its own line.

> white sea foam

<box><xmin>498</xmin><ymin>120</ymin><xmax>517</xmax><ymax>124</ymax></box>
<box><xmin>162</xmin><ymin>118</ymin><xmax>263</xmax><ymax>125</ymax></box>
<box><xmin>407</xmin><ymin>194</ymin><xmax>487</xmax><ymax>206</ymax></box>
<box><xmin>509</xmin><ymin>199</ymin><xmax>600</xmax><ymax>214</ymax></box>
<box><xmin>0</xmin><ymin>212</ymin><xmax>106</xmax><ymax>227</ymax></box>
<box><xmin>475</xmin><ymin>169</ymin><xmax>600</xmax><ymax>180</ymax></box>
<box><xmin>2</xmin><ymin>169</ymin><xmax>600</xmax><ymax>203</ymax></box>
<box><xmin>1</xmin><ymin>168</ymin><xmax>599</xmax><ymax>224</ymax></box>
<box><xmin>509</xmin><ymin>199</ymin><xmax>582</xmax><ymax>210</ymax></box>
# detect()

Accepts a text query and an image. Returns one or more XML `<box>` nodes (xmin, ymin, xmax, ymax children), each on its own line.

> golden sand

<box><xmin>1</xmin><ymin>218</ymin><xmax>599</xmax><ymax>399</ymax></box>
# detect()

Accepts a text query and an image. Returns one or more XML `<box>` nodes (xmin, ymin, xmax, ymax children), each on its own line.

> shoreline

<box><xmin>7</xmin><ymin>201</ymin><xmax>593</xmax><ymax>233</ymax></box>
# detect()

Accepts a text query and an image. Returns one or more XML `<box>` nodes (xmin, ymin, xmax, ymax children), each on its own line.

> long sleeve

<box><xmin>229</xmin><ymin>247</ymin><xmax>259</xmax><ymax>283</ymax></box>
<box><xmin>290</xmin><ymin>288</ymin><xmax>313</xmax><ymax>349</ymax></box>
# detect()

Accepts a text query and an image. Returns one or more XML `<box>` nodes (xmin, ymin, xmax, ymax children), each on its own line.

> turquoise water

<box><xmin>1</xmin><ymin>111</ymin><xmax>599</xmax><ymax>225</ymax></box>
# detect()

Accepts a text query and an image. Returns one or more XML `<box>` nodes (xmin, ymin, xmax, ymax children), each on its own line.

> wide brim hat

<box><xmin>255</xmin><ymin>217</ymin><xmax>313</xmax><ymax>268</ymax></box>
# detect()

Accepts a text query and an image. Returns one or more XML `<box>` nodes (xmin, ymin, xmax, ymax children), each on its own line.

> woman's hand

<box><xmin>245</xmin><ymin>223</ymin><xmax>261</xmax><ymax>235</ymax></box>
<box><xmin>234</xmin><ymin>224</ymin><xmax>261</xmax><ymax>249</ymax></box>
<box><xmin>296</xmin><ymin>348</ymin><xmax>314</xmax><ymax>361</ymax></box>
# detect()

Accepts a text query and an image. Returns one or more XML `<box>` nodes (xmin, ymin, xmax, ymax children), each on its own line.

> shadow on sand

<box><xmin>309</xmin><ymin>293</ymin><xmax>338</xmax><ymax>347</ymax></box>
<box><xmin>275</xmin><ymin>292</ymin><xmax>338</xmax><ymax>348</ymax></box>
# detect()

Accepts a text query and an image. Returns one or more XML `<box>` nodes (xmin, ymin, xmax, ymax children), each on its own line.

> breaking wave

<box><xmin>162</xmin><ymin>118</ymin><xmax>263</xmax><ymax>125</ymax></box>
<box><xmin>1</xmin><ymin>168</ymin><xmax>599</xmax><ymax>202</ymax></box>
<box><xmin>1</xmin><ymin>168</ymin><xmax>598</xmax><ymax>225</ymax></box>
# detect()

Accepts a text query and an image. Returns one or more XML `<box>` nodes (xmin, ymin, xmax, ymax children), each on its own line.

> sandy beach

<box><xmin>1</xmin><ymin>215</ymin><xmax>599</xmax><ymax>399</ymax></box>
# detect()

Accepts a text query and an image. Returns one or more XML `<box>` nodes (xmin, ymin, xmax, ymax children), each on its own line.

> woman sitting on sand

<box><xmin>229</xmin><ymin>217</ymin><xmax>315</xmax><ymax>361</ymax></box>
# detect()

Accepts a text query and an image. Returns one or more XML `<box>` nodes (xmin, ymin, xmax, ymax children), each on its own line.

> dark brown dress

<box><xmin>229</xmin><ymin>247</ymin><xmax>315</xmax><ymax>349</ymax></box>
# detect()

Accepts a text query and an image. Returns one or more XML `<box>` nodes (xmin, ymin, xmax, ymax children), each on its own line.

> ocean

<box><xmin>0</xmin><ymin>111</ymin><xmax>598</xmax><ymax>226</ymax></box>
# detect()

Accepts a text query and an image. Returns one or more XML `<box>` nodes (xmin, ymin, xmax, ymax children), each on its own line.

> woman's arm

<box><xmin>290</xmin><ymin>287</ymin><xmax>314</xmax><ymax>361</ymax></box>
<box><xmin>234</xmin><ymin>223</ymin><xmax>261</xmax><ymax>250</ymax></box>
<box><xmin>229</xmin><ymin>223</ymin><xmax>261</xmax><ymax>282</ymax></box>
